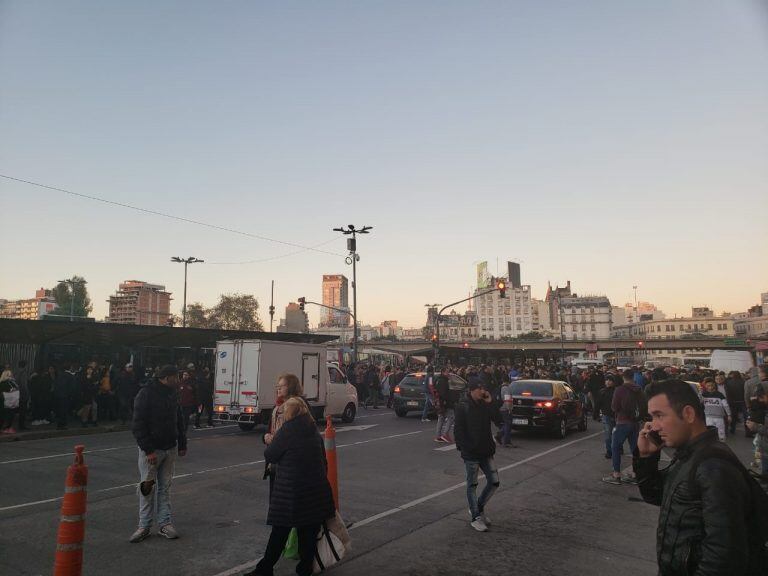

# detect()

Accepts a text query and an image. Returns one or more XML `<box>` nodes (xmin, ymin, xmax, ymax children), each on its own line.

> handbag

<box><xmin>2</xmin><ymin>384</ymin><xmax>19</xmax><ymax>410</ymax></box>
<box><xmin>312</xmin><ymin>521</ymin><xmax>346</xmax><ymax>573</ymax></box>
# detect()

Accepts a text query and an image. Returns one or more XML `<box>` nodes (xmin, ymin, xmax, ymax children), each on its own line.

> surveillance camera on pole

<box><xmin>332</xmin><ymin>225</ymin><xmax>373</xmax><ymax>364</ymax></box>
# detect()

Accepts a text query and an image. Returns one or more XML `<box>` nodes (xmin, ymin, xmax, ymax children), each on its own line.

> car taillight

<box><xmin>535</xmin><ymin>401</ymin><xmax>555</xmax><ymax>408</ymax></box>
<box><xmin>244</xmin><ymin>406</ymin><xmax>255</xmax><ymax>414</ymax></box>
<box><xmin>393</xmin><ymin>386</ymin><xmax>400</xmax><ymax>394</ymax></box>
<box><xmin>215</xmin><ymin>405</ymin><xmax>226</xmax><ymax>412</ymax></box>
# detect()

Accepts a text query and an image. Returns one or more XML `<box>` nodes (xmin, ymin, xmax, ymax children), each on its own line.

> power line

<box><xmin>0</xmin><ymin>173</ymin><xmax>344</xmax><ymax>258</ymax></box>
<box><xmin>207</xmin><ymin>237</ymin><xmax>340</xmax><ymax>265</ymax></box>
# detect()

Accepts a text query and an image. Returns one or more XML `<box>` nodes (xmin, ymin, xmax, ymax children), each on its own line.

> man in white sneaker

<box><xmin>454</xmin><ymin>381</ymin><xmax>502</xmax><ymax>532</ymax></box>
<box><xmin>129</xmin><ymin>365</ymin><xmax>187</xmax><ymax>543</ymax></box>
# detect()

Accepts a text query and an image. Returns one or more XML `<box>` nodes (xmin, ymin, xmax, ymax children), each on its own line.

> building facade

<box><xmin>320</xmin><ymin>275</ymin><xmax>350</xmax><ymax>327</ymax></box>
<box><xmin>557</xmin><ymin>296</ymin><xmax>613</xmax><ymax>341</ymax></box>
<box><xmin>734</xmin><ymin>315</ymin><xmax>768</xmax><ymax>339</ymax></box>
<box><xmin>277</xmin><ymin>302</ymin><xmax>309</xmax><ymax>333</ymax></box>
<box><xmin>545</xmin><ymin>281</ymin><xmax>572</xmax><ymax>331</ymax></box>
<box><xmin>107</xmin><ymin>281</ymin><xmax>172</xmax><ymax>326</ymax></box>
<box><xmin>615</xmin><ymin>311</ymin><xmax>735</xmax><ymax>340</ymax></box>
<box><xmin>476</xmin><ymin>284</ymin><xmax>532</xmax><ymax>340</ymax></box>
<box><xmin>531</xmin><ymin>298</ymin><xmax>552</xmax><ymax>335</ymax></box>
<box><xmin>0</xmin><ymin>288</ymin><xmax>59</xmax><ymax>320</ymax></box>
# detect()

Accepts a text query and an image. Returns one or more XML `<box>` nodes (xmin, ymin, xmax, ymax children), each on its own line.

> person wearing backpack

<box><xmin>602</xmin><ymin>371</ymin><xmax>642</xmax><ymax>485</ymax></box>
<box><xmin>636</xmin><ymin>379</ymin><xmax>767</xmax><ymax>576</ymax></box>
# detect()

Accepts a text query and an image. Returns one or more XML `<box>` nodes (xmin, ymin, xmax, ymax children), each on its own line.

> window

<box><xmin>708</xmin><ymin>324</ymin><xmax>713</xmax><ymax>330</ymax></box>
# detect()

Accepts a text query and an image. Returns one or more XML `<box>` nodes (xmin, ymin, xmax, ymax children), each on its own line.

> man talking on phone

<box><xmin>636</xmin><ymin>379</ymin><xmax>765</xmax><ymax>575</ymax></box>
<box><xmin>454</xmin><ymin>380</ymin><xmax>503</xmax><ymax>532</ymax></box>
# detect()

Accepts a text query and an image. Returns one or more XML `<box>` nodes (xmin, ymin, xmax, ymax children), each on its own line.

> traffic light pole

<box><xmin>300</xmin><ymin>299</ymin><xmax>357</xmax><ymax>354</ymax></box>
<box><xmin>434</xmin><ymin>284</ymin><xmax>504</xmax><ymax>366</ymax></box>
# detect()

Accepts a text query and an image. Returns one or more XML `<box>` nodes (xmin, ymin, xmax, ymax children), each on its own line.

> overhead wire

<box><xmin>0</xmin><ymin>173</ymin><xmax>345</xmax><ymax>259</ymax></box>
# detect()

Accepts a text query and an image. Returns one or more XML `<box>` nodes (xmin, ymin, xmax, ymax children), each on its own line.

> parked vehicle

<box><xmin>391</xmin><ymin>371</ymin><xmax>467</xmax><ymax>417</ymax></box>
<box><xmin>507</xmin><ymin>379</ymin><xmax>587</xmax><ymax>439</ymax></box>
<box><xmin>213</xmin><ymin>340</ymin><xmax>358</xmax><ymax>431</ymax></box>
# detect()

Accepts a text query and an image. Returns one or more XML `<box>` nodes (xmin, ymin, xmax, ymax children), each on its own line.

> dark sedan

<box><xmin>392</xmin><ymin>372</ymin><xmax>467</xmax><ymax>417</ymax></box>
<box><xmin>507</xmin><ymin>379</ymin><xmax>587</xmax><ymax>439</ymax></box>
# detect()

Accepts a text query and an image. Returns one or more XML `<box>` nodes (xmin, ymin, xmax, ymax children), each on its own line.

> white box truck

<box><xmin>213</xmin><ymin>339</ymin><xmax>358</xmax><ymax>431</ymax></box>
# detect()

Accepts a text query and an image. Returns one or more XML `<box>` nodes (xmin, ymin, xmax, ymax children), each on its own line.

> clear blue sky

<box><xmin>1</xmin><ymin>1</ymin><xmax>766</xmax><ymax>327</ymax></box>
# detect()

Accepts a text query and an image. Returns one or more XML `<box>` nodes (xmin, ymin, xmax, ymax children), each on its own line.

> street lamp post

<box><xmin>57</xmin><ymin>277</ymin><xmax>87</xmax><ymax>322</ymax></box>
<box><xmin>333</xmin><ymin>225</ymin><xmax>372</xmax><ymax>364</ymax></box>
<box><xmin>558</xmin><ymin>294</ymin><xmax>566</xmax><ymax>363</ymax></box>
<box><xmin>171</xmin><ymin>257</ymin><xmax>204</xmax><ymax>328</ymax></box>
<box><xmin>633</xmin><ymin>285</ymin><xmax>639</xmax><ymax>324</ymax></box>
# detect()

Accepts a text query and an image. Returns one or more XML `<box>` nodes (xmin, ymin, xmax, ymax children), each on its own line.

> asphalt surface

<box><xmin>0</xmin><ymin>410</ymin><xmax>757</xmax><ymax>576</ymax></box>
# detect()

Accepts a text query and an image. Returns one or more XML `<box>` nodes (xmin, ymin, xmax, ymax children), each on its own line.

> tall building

<box><xmin>107</xmin><ymin>281</ymin><xmax>172</xmax><ymax>326</ymax></box>
<box><xmin>761</xmin><ymin>292</ymin><xmax>768</xmax><ymax>315</ymax></box>
<box><xmin>531</xmin><ymin>298</ymin><xmax>552</xmax><ymax>335</ymax></box>
<box><xmin>277</xmin><ymin>302</ymin><xmax>309</xmax><ymax>333</ymax></box>
<box><xmin>545</xmin><ymin>281</ymin><xmax>572</xmax><ymax>331</ymax></box>
<box><xmin>0</xmin><ymin>288</ymin><xmax>59</xmax><ymax>320</ymax></box>
<box><xmin>475</xmin><ymin>261</ymin><xmax>532</xmax><ymax>340</ymax></box>
<box><xmin>557</xmin><ymin>295</ymin><xmax>613</xmax><ymax>340</ymax></box>
<box><xmin>320</xmin><ymin>275</ymin><xmax>350</xmax><ymax>327</ymax></box>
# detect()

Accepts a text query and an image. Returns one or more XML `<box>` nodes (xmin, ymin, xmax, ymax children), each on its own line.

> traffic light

<box><xmin>637</xmin><ymin>341</ymin><xmax>644</xmax><ymax>348</ymax></box>
<box><xmin>497</xmin><ymin>280</ymin><xmax>506</xmax><ymax>298</ymax></box>
<box><xmin>462</xmin><ymin>341</ymin><xmax>470</xmax><ymax>349</ymax></box>
<box><xmin>298</xmin><ymin>297</ymin><xmax>305</xmax><ymax>311</ymax></box>
<box><xmin>431</xmin><ymin>333</ymin><xmax>438</xmax><ymax>349</ymax></box>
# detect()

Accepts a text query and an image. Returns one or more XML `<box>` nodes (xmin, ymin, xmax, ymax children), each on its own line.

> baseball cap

<box><xmin>467</xmin><ymin>380</ymin><xmax>485</xmax><ymax>391</ymax></box>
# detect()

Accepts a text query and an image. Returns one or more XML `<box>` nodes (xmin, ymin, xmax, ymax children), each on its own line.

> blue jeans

<box><xmin>138</xmin><ymin>448</ymin><xmax>176</xmax><ymax>528</ymax></box>
<box><xmin>501</xmin><ymin>412</ymin><xmax>513</xmax><ymax>445</ymax></box>
<box><xmin>602</xmin><ymin>415</ymin><xmax>615</xmax><ymax>455</ymax></box>
<box><xmin>421</xmin><ymin>392</ymin><xmax>433</xmax><ymax>419</ymax></box>
<box><xmin>464</xmin><ymin>457</ymin><xmax>499</xmax><ymax>520</ymax></box>
<box><xmin>611</xmin><ymin>422</ymin><xmax>638</xmax><ymax>474</ymax></box>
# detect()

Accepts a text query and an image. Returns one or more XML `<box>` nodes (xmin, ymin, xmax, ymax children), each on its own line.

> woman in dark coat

<box><xmin>245</xmin><ymin>398</ymin><xmax>335</xmax><ymax>576</ymax></box>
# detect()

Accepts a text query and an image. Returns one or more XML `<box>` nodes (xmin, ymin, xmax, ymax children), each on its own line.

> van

<box><xmin>213</xmin><ymin>339</ymin><xmax>358</xmax><ymax>431</ymax></box>
<box><xmin>709</xmin><ymin>350</ymin><xmax>754</xmax><ymax>374</ymax></box>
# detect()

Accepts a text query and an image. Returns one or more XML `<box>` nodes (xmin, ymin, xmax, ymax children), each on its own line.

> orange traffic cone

<box><xmin>324</xmin><ymin>415</ymin><xmax>339</xmax><ymax>510</ymax></box>
<box><xmin>53</xmin><ymin>445</ymin><xmax>88</xmax><ymax>576</ymax></box>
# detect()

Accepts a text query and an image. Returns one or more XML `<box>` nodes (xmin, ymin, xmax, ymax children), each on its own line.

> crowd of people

<box><xmin>0</xmin><ymin>359</ymin><xmax>215</xmax><ymax>434</ymax></box>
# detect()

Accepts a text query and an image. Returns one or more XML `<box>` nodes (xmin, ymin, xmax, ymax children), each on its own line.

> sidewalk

<box><xmin>0</xmin><ymin>421</ymin><xmax>130</xmax><ymax>443</ymax></box>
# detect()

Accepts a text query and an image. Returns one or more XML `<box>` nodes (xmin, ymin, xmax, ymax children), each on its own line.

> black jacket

<box><xmin>264</xmin><ymin>414</ymin><xmax>335</xmax><ymax>528</ymax></box>
<box><xmin>597</xmin><ymin>386</ymin><xmax>616</xmax><ymax>418</ymax></box>
<box><xmin>454</xmin><ymin>395</ymin><xmax>502</xmax><ymax>460</ymax></box>
<box><xmin>636</xmin><ymin>428</ymin><xmax>754</xmax><ymax>575</ymax></box>
<box><xmin>132</xmin><ymin>380</ymin><xmax>187</xmax><ymax>454</ymax></box>
<box><xmin>435</xmin><ymin>375</ymin><xmax>455</xmax><ymax>409</ymax></box>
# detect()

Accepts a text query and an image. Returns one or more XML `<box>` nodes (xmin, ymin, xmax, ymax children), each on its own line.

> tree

<box><xmin>52</xmin><ymin>276</ymin><xmax>92</xmax><ymax>319</ymax></box>
<box><xmin>516</xmin><ymin>331</ymin><xmax>543</xmax><ymax>341</ymax></box>
<box><xmin>183</xmin><ymin>302</ymin><xmax>212</xmax><ymax>328</ymax></box>
<box><xmin>208</xmin><ymin>293</ymin><xmax>263</xmax><ymax>331</ymax></box>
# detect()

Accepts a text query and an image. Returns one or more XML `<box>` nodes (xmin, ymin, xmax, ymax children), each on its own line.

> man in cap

<box><xmin>129</xmin><ymin>365</ymin><xmax>187</xmax><ymax>543</ymax></box>
<box><xmin>454</xmin><ymin>380</ymin><xmax>503</xmax><ymax>532</ymax></box>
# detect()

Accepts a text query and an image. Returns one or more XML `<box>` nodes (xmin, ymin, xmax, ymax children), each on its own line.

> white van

<box><xmin>571</xmin><ymin>359</ymin><xmax>602</xmax><ymax>370</ymax></box>
<box><xmin>709</xmin><ymin>350</ymin><xmax>754</xmax><ymax>374</ymax></box>
<box><xmin>213</xmin><ymin>339</ymin><xmax>358</xmax><ymax>431</ymax></box>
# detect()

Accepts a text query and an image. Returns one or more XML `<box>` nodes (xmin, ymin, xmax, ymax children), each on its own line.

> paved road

<box><xmin>0</xmin><ymin>410</ymin><xmax>757</xmax><ymax>576</ymax></box>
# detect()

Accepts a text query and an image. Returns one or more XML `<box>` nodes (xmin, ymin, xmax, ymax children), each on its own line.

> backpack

<box><xmin>687</xmin><ymin>444</ymin><xmax>768</xmax><ymax>573</ymax></box>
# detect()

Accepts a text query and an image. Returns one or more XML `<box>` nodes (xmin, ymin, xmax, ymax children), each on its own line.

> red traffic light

<box><xmin>462</xmin><ymin>341</ymin><xmax>470</xmax><ymax>348</ymax></box>
<box><xmin>637</xmin><ymin>341</ymin><xmax>644</xmax><ymax>348</ymax></box>
<box><xmin>496</xmin><ymin>280</ymin><xmax>507</xmax><ymax>298</ymax></box>
<box><xmin>431</xmin><ymin>334</ymin><xmax>438</xmax><ymax>342</ymax></box>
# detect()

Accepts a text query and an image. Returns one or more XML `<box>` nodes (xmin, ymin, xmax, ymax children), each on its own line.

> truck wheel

<box><xmin>341</xmin><ymin>403</ymin><xmax>356</xmax><ymax>423</ymax></box>
<box><xmin>238</xmin><ymin>423</ymin><xmax>256</xmax><ymax>432</ymax></box>
<box><xmin>395</xmin><ymin>408</ymin><xmax>408</xmax><ymax>418</ymax></box>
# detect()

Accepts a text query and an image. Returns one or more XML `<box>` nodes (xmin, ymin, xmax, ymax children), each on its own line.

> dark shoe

<box><xmin>604</xmin><ymin>451</ymin><xmax>612</xmax><ymax>459</ymax></box>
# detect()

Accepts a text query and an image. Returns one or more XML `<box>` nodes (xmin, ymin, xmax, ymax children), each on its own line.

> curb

<box><xmin>0</xmin><ymin>424</ymin><xmax>130</xmax><ymax>443</ymax></box>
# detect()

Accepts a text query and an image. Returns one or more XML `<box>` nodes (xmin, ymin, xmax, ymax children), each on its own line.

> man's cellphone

<box><xmin>647</xmin><ymin>430</ymin><xmax>663</xmax><ymax>446</ymax></box>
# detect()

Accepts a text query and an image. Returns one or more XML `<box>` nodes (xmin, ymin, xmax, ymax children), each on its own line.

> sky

<box><xmin>1</xmin><ymin>1</ymin><xmax>767</xmax><ymax>328</ymax></box>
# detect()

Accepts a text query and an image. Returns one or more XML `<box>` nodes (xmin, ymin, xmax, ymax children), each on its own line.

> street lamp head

<box><xmin>171</xmin><ymin>257</ymin><xmax>182</xmax><ymax>263</ymax></box>
<box><xmin>348</xmin><ymin>224</ymin><xmax>354</xmax><ymax>230</ymax></box>
<box><xmin>332</xmin><ymin>227</ymin><xmax>344</xmax><ymax>232</ymax></box>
